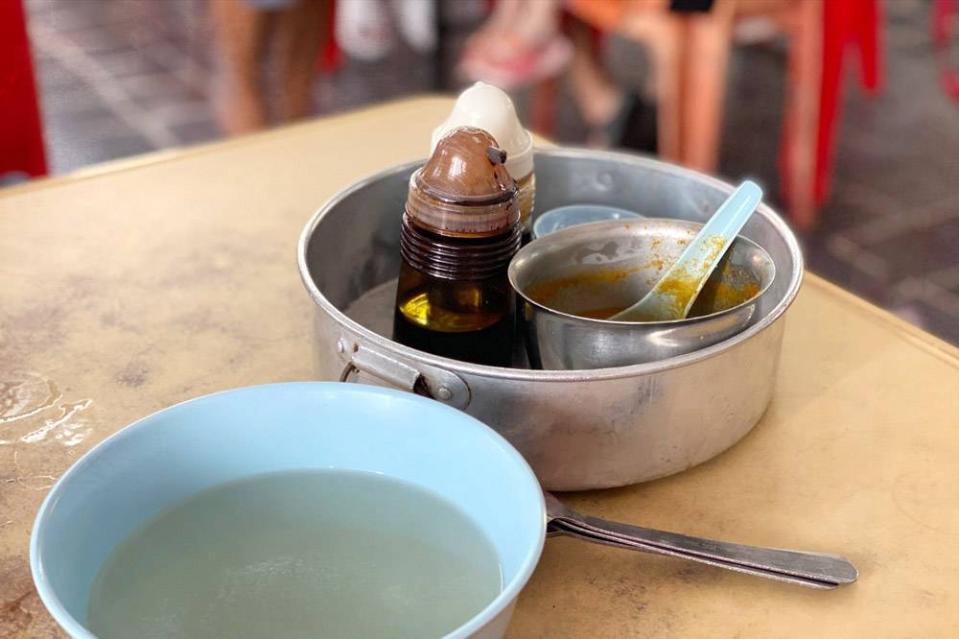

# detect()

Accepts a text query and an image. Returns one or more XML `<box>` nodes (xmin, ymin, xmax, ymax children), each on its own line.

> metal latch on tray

<box><xmin>338</xmin><ymin>341</ymin><xmax>471</xmax><ymax>409</ymax></box>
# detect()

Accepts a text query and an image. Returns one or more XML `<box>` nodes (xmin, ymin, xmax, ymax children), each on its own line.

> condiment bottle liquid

<box><xmin>432</xmin><ymin>82</ymin><xmax>535</xmax><ymax>244</ymax></box>
<box><xmin>393</xmin><ymin>127</ymin><xmax>521</xmax><ymax>366</ymax></box>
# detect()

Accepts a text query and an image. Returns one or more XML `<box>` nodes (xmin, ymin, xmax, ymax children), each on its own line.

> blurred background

<box><xmin>3</xmin><ymin>0</ymin><xmax>958</xmax><ymax>343</ymax></box>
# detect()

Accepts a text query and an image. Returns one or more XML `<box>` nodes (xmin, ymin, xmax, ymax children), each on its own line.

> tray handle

<box><xmin>338</xmin><ymin>342</ymin><xmax>471</xmax><ymax>409</ymax></box>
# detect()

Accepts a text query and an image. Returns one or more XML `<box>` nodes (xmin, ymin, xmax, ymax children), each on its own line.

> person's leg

<box><xmin>568</xmin><ymin>21</ymin><xmax>622</xmax><ymax>130</ymax></box>
<box><xmin>566</xmin><ymin>0</ymin><xmax>674</xmax><ymax>151</ymax></box>
<box><xmin>465</xmin><ymin>0</ymin><xmax>524</xmax><ymax>53</ymax></box>
<box><xmin>460</xmin><ymin>0</ymin><xmax>571</xmax><ymax>89</ymax></box>
<box><xmin>464</xmin><ymin>0</ymin><xmax>567</xmax><ymax>66</ymax></box>
<box><xmin>274</xmin><ymin>0</ymin><xmax>327</xmax><ymax>122</ymax></box>
<box><xmin>210</xmin><ymin>0</ymin><xmax>272</xmax><ymax>135</ymax></box>
<box><xmin>509</xmin><ymin>0</ymin><xmax>562</xmax><ymax>47</ymax></box>
<box><xmin>678</xmin><ymin>0</ymin><xmax>735</xmax><ymax>171</ymax></box>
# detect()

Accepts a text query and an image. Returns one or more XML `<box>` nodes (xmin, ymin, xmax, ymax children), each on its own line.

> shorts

<box><xmin>245</xmin><ymin>0</ymin><xmax>297</xmax><ymax>10</ymax></box>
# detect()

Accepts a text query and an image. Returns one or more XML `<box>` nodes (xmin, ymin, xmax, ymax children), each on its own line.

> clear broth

<box><xmin>87</xmin><ymin>469</ymin><xmax>502</xmax><ymax>639</ymax></box>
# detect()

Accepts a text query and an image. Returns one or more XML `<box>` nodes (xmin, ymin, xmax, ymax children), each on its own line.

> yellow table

<box><xmin>2</xmin><ymin>97</ymin><xmax>957</xmax><ymax>638</ymax></box>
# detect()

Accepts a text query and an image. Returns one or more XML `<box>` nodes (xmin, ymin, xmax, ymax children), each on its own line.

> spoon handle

<box><xmin>689</xmin><ymin>179</ymin><xmax>764</xmax><ymax>246</ymax></box>
<box><xmin>611</xmin><ymin>180</ymin><xmax>765</xmax><ymax>322</ymax></box>
<box><xmin>545</xmin><ymin>498</ymin><xmax>857</xmax><ymax>589</ymax></box>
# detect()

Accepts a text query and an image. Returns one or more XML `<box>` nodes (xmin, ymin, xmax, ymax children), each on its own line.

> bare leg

<box><xmin>274</xmin><ymin>0</ymin><xmax>326</xmax><ymax>122</ymax></box>
<box><xmin>210</xmin><ymin>0</ymin><xmax>272</xmax><ymax>135</ymax></box>
<box><xmin>512</xmin><ymin>0</ymin><xmax>562</xmax><ymax>42</ymax></box>
<box><xmin>466</xmin><ymin>0</ymin><xmax>560</xmax><ymax>61</ymax></box>
<box><xmin>467</xmin><ymin>0</ymin><xmax>524</xmax><ymax>47</ymax></box>
<box><xmin>595</xmin><ymin>0</ymin><xmax>681</xmax><ymax>158</ymax></box>
<box><xmin>780</xmin><ymin>0</ymin><xmax>822</xmax><ymax>228</ymax></box>
<box><xmin>679</xmin><ymin>0</ymin><xmax>735</xmax><ymax>171</ymax></box>
<box><xmin>568</xmin><ymin>20</ymin><xmax>622</xmax><ymax>128</ymax></box>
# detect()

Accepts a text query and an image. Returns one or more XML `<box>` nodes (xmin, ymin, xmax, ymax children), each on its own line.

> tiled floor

<box><xmin>798</xmin><ymin>1</ymin><xmax>959</xmax><ymax>341</ymax></box>
<box><xmin>21</xmin><ymin>0</ymin><xmax>959</xmax><ymax>343</ymax></box>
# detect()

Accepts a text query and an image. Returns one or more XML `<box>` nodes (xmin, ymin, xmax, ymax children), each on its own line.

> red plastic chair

<box><xmin>0</xmin><ymin>0</ymin><xmax>47</xmax><ymax>179</ymax></box>
<box><xmin>804</xmin><ymin>0</ymin><xmax>882</xmax><ymax>211</ymax></box>
<box><xmin>547</xmin><ymin>0</ymin><xmax>882</xmax><ymax>229</ymax></box>
<box><xmin>316</xmin><ymin>0</ymin><xmax>342</xmax><ymax>73</ymax></box>
<box><xmin>933</xmin><ymin>0</ymin><xmax>959</xmax><ymax>101</ymax></box>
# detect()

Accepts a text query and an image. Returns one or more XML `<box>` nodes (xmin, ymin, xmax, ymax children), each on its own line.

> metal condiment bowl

<box><xmin>509</xmin><ymin>218</ymin><xmax>776</xmax><ymax>369</ymax></box>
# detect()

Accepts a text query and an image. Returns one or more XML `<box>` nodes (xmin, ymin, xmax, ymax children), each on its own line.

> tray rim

<box><xmin>297</xmin><ymin>147</ymin><xmax>804</xmax><ymax>382</ymax></box>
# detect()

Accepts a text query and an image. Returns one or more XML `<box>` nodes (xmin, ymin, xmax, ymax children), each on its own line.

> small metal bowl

<box><xmin>509</xmin><ymin>218</ymin><xmax>776</xmax><ymax>369</ymax></box>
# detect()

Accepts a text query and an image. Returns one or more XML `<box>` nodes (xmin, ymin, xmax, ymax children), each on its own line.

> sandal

<box><xmin>459</xmin><ymin>31</ymin><xmax>572</xmax><ymax>89</ymax></box>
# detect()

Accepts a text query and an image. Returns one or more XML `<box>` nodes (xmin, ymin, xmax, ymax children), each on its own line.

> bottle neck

<box><xmin>399</xmin><ymin>214</ymin><xmax>521</xmax><ymax>281</ymax></box>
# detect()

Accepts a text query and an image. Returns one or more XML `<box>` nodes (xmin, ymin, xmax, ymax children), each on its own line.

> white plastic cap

<box><xmin>431</xmin><ymin>82</ymin><xmax>534</xmax><ymax>180</ymax></box>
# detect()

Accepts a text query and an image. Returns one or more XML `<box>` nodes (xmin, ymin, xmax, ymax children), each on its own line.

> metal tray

<box><xmin>298</xmin><ymin>149</ymin><xmax>803</xmax><ymax>490</ymax></box>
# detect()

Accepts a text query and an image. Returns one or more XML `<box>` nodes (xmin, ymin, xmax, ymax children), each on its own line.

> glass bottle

<box><xmin>393</xmin><ymin>127</ymin><xmax>521</xmax><ymax>366</ymax></box>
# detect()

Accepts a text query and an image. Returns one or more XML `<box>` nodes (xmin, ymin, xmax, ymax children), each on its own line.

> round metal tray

<box><xmin>299</xmin><ymin>149</ymin><xmax>803</xmax><ymax>490</ymax></box>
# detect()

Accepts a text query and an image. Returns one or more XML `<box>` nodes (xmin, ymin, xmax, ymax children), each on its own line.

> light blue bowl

<box><xmin>30</xmin><ymin>382</ymin><xmax>546</xmax><ymax>639</ymax></box>
<box><xmin>532</xmin><ymin>204</ymin><xmax>643</xmax><ymax>239</ymax></box>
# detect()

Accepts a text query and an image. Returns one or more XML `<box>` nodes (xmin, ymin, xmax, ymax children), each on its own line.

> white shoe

<box><xmin>391</xmin><ymin>0</ymin><xmax>436</xmax><ymax>54</ymax></box>
<box><xmin>336</xmin><ymin>0</ymin><xmax>396</xmax><ymax>62</ymax></box>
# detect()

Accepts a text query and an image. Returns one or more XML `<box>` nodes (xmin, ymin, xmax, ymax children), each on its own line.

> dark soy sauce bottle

<box><xmin>393</xmin><ymin>127</ymin><xmax>521</xmax><ymax>367</ymax></box>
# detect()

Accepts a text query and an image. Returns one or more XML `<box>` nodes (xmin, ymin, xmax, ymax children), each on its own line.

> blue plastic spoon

<box><xmin>610</xmin><ymin>180</ymin><xmax>763</xmax><ymax>322</ymax></box>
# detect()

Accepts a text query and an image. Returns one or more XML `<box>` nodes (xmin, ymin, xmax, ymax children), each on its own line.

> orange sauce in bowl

<box><xmin>526</xmin><ymin>263</ymin><xmax>761</xmax><ymax>321</ymax></box>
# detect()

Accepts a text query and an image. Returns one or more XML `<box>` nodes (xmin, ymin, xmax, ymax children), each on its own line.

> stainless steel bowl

<box><xmin>510</xmin><ymin>218</ymin><xmax>776</xmax><ymax>369</ymax></box>
<box><xmin>298</xmin><ymin>148</ymin><xmax>804</xmax><ymax>490</ymax></box>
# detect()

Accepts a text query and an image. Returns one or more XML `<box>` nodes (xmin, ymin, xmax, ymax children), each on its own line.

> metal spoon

<box><xmin>545</xmin><ymin>492</ymin><xmax>858</xmax><ymax>589</ymax></box>
<box><xmin>610</xmin><ymin>180</ymin><xmax>764</xmax><ymax>322</ymax></box>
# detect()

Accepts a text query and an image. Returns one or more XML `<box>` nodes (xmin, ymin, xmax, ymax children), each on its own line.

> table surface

<box><xmin>2</xmin><ymin>97</ymin><xmax>958</xmax><ymax>638</ymax></box>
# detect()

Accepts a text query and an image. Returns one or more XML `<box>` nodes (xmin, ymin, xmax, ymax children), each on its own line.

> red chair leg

<box><xmin>317</xmin><ymin>0</ymin><xmax>341</xmax><ymax>74</ymax></box>
<box><xmin>855</xmin><ymin>0</ymin><xmax>882</xmax><ymax>93</ymax></box>
<box><xmin>813</xmin><ymin>0</ymin><xmax>882</xmax><ymax>206</ymax></box>
<box><xmin>0</xmin><ymin>0</ymin><xmax>47</xmax><ymax>178</ymax></box>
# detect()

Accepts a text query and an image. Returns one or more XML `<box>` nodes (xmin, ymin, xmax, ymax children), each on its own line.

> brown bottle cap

<box><xmin>407</xmin><ymin>127</ymin><xmax>519</xmax><ymax>237</ymax></box>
